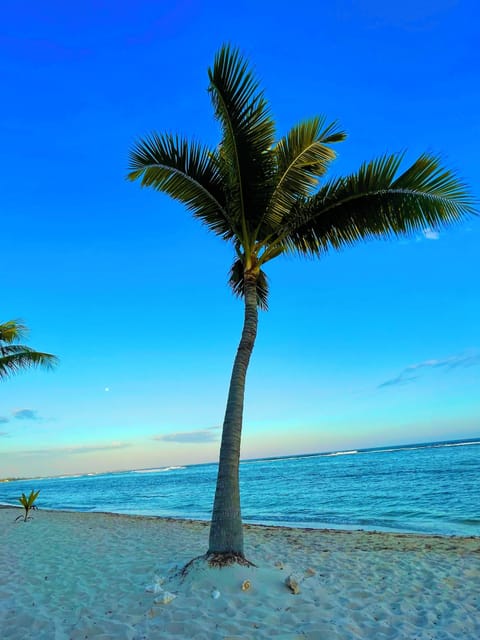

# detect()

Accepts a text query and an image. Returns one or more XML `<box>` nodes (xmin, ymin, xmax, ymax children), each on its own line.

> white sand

<box><xmin>1</xmin><ymin>507</ymin><xmax>479</xmax><ymax>639</ymax></box>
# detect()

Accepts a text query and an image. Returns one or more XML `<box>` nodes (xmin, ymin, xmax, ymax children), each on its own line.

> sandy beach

<box><xmin>1</xmin><ymin>507</ymin><xmax>479</xmax><ymax>639</ymax></box>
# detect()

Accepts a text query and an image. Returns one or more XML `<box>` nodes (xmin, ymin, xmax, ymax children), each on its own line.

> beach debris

<box><xmin>241</xmin><ymin>579</ymin><xmax>251</xmax><ymax>591</ymax></box>
<box><xmin>305</xmin><ymin>567</ymin><xmax>316</xmax><ymax>577</ymax></box>
<box><xmin>211</xmin><ymin>589</ymin><xmax>221</xmax><ymax>599</ymax></box>
<box><xmin>145</xmin><ymin>575</ymin><xmax>165</xmax><ymax>593</ymax></box>
<box><xmin>145</xmin><ymin>582</ymin><xmax>164</xmax><ymax>594</ymax></box>
<box><xmin>285</xmin><ymin>574</ymin><xmax>301</xmax><ymax>595</ymax></box>
<box><xmin>154</xmin><ymin>591</ymin><xmax>176</xmax><ymax>605</ymax></box>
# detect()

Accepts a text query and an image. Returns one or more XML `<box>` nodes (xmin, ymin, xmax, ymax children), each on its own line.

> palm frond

<box><xmin>272</xmin><ymin>117</ymin><xmax>346</xmax><ymax>208</ymax></box>
<box><xmin>128</xmin><ymin>133</ymin><xmax>235</xmax><ymax>239</ymax></box>
<box><xmin>0</xmin><ymin>320</ymin><xmax>28</xmax><ymax>344</ymax></box>
<box><xmin>275</xmin><ymin>153</ymin><xmax>476</xmax><ymax>256</ymax></box>
<box><xmin>229</xmin><ymin>259</ymin><xmax>269</xmax><ymax>310</ymax></box>
<box><xmin>208</xmin><ymin>44</ymin><xmax>276</xmax><ymax>240</ymax></box>
<box><xmin>0</xmin><ymin>348</ymin><xmax>58</xmax><ymax>379</ymax></box>
<box><xmin>257</xmin><ymin>117</ymin><xmax>346</xmax><ymax>238</ymax></box>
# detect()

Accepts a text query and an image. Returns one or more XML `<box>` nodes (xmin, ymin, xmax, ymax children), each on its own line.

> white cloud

<box><xmin>423</xmin><ymin>227</ymin><xmax>440</xmax><ymax>240</ymax></box>
<box><xmin>17</xmin><ymin>442</ymin><xmax>132</xmax><ymax>456</ymax></box>
<box><xmin>379</xmin><ymin>351</ymin><xmax>480</xmax><ymax>388</ymax></box>
<box><xmin>154</xmin><ymin>426</ymin><xmax>221</xmax><ymax>444</ymax></box>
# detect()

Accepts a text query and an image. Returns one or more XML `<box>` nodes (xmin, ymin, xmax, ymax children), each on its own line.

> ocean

<box><xmin>1</xmin><ymin>438</ymin><xmax>479</xmax><ymax>537</ymax></box>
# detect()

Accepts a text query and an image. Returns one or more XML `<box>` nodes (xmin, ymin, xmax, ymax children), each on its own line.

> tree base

<box><xmin>180</xmin><ymin>552</ymin><xmax>256</xmax><ymax>577</ymax></box>
<box><xmin>206</xmin><ymin>552</ymin><xmax>256</xmax><ymax>568</ymax></box>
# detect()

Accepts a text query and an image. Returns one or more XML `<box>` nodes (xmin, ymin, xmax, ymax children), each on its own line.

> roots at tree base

<box><xmin>180</xmin><ymin>552</ymin><xmax>257</xmax><ymax>576</ymax></box>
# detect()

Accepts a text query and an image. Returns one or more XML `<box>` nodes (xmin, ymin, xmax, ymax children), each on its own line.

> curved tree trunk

<box><xmin>208</xmin><ymin>276</ymin><xmax>258</xmax><ymax>558</ymax></box>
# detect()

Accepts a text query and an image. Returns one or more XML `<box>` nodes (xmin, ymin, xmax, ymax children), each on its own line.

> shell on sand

<box><xmin>285</xmin><ymin>574</ymin><xmax>301</xmax><ymax>595</ymax></box>
<box><xmin>241</xmin><ymin>579</ymin><xmax>251</xmax><ymax>591</ymax></box>
<box><xmin>154</xmin><ymin>591</ymin><xmax>176</xmax><ymax>605</ymax></box>
<box><xmin>146</xmin><ymin>575</ymin><xmax>166</xmax><ymax>593</ymax></box>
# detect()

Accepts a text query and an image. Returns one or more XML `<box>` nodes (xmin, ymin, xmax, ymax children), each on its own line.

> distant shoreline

<box><xmin>3</xmin><ymin>435</ymin><xmax>479</xmax><ymax>482</ymax></box>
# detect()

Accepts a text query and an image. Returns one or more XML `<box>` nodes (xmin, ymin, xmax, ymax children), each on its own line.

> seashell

<box><xmin>241</xmin><ymin>579</ymin><xmax>251</xmax><ymax>591</ymax></box>
<box><xmin>274</xmin><ymin>561</ymin><xmax>285</xmax><ymax>570</ymax></box>
<box><xmin>211</xmin><ymin>589</ymin><xmax>221</xmax><ymax>599</ymax></box>
<box><xmin>154</xmin><ymin>591</ymin><xmax>176</xmax><ymax>605</ymax></box>
<box><xmin>305</xmin><ymin>567</ymin><xmax>316</xmax><ymax>577</ymax></box>
<box><xmin>285</xmin><ymin>574</ymin><xmax>301</xmax><ymax>595</ymax></box>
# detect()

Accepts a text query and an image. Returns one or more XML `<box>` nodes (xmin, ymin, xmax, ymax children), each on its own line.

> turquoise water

<box><xmin>1</xmin><ymin>438</ymin><xmax>479</xmax><ymax>536</ymax></box>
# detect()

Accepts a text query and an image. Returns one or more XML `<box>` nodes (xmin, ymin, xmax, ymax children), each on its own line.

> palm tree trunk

<box><xmin>208</xmin><ymin>275</ymin><xmax>258</xmax><ymax>558</ymax></box>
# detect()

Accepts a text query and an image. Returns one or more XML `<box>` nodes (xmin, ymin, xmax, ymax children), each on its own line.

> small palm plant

<box><xmin>16</xmin><ymin>489</ymin><xmax>40</xmax><ymax>522</ymax></box>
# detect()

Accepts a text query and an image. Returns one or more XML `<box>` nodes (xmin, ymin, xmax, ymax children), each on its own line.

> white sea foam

<box><xmin>133</xmin><ymin>466</ymin><xmax>186</xmax><ymax>474</ymax></box>
<box><xmin>325</xmin><ymin>450</ymin><xmax>358</xmax><ymax>457</ymax></box>
<box><xmin>436</xmin><ymin>441</ymin><xmax>480</xmax><ymax>448</ymax></box>
<box><xmin>371</xmin><ymin>440</ymin><xmax>480</xmax><ymax>456</ymax></box>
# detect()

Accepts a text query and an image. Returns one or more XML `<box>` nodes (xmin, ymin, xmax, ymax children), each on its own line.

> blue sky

<box><xmin>1</xmin><ymin>0</ymin><xmax>479</xmax><ymax>477</ymax></box>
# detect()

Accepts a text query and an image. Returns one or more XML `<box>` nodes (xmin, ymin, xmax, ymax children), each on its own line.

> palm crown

<box><xmin>128</xmin><ymin>44</ymin><xmax>473</xmax><ymax>309</ymax></box>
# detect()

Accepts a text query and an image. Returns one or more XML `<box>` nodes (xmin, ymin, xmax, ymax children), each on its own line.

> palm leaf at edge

<box><xmin>0</xmin><ymin>349</ymin><xmax>58</xmax><ymax>379</ymax></box>
<box><xmin>0</xmin><ymin>320</ymin><xmax>28</xmax><ymax>344</ymax></box>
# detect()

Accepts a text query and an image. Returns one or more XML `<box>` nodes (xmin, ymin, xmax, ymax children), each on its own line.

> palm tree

<box><xmin>0</xmin><ymin>320</ymin><xmax>58</xmax><ymax>380</ymax></box>
<box><xmin>128</xmin><ymin>45</ymin><xmax>474</xmax><ymax>563</ymax></box>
